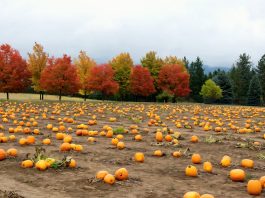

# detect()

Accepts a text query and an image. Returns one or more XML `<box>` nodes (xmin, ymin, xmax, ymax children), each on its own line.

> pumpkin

<box><xmin>21</xmin><ymin>160</ymin><xmax>34</xmax><ymax>168</ymax></box>
<box><xmin>185</xmin><ymin>165</ymin><xmax>198</xmax><ymax>177</ymax></box>
<box><xmin>203</xmin><ymin>161</ymin><xmax>213</xmax><ymax>173</ymax></box>
<box><xmin>117</xmin><ymin>142</ymin><xmax>125</xmax><ymax>150</ymax></box>
<box><xmin>155</xmin><ymin>131</ymin><xmax>163</xmax><ymax>142</ymax></box>
<box><xmin>230</xmin><ymin>169</ymin><xmax>245</xmax><ymax>182</ymax></box>
<box><xmin>191</xmin><ymin>153</ymin><xmax>201</xmax><ymax>164</ymax></box>
<box><xmin>104</xmin><ymin>174</ymin><xmax>116</xmax><ymax>184</ymax></box>
<box><xmin>165</xmin><ymin>134</ymin><xmax>173</xmax><ymax>142</ymax></box>
<box><xmin>172</xmin><ymin>151</ymin><xmax>182</xmax><ymax>158</ymax></box>
<box><xmin>111</xmin><ymin>138</ymin><xmax>119</xmax><ymax>145</ymax></box>
<box><xmin>35</xmin><ymin>160</ymin><xmax>48</xmax><ymax>171</ymax></box>
<box><xmin>247</xmin><ymin>180</ymin><xmax>262</xmax><ymax>195</ymax></box>
<box><xmin>183</xmin><ymin>191</ymin><xmax>200</xmax><ymax>198</ymax></box>
<box><xmin>63</xmin><ymin>135</ymin><xmax>72</xmax><ymax>143</ymax></box>
<box><xmin>9</xmin><ymin>135</ymin><xmax>16</xmax><ymax>141</ymax></box>
<box><xmin>220</xmin><ymin>155</ymin><xmax>231</xmax><ymax>167</ymax></box>
<box><xmin>19</xmin><ymin>138</ymin><xmax>28</xmax><ymax>146</ymax></box>
<box><xmin>106</xmin><ymin>130</ymin><xmax>113</xmax><ymax>138</ymax></box>
<box><xmin>56</xmin><ymin>133</ymin><xmax>65</xmax><ymax>140</ymax></box>
<box><xmin>68</xmin><ymin>159</ymin><xmax>77</xmax><ymax>168</ymax></box>
<box><xmin>96</xmin><ymin>170</ymin><xmax>109</xmax><ymax>180</ymax></box>
<box><xmin>26</xmin><ymin>136</ymin><xmax>35</xmax><ymax>144</ymax></box>
<box><xmin>42</xmin><ymin>138</ymin><xmax>51</xmax><ymax>145</ymax></box>
<box><xmin>116</xmin><ymin>134</ymin><xmax>124</xmax><ymax>140</ymax></box>
<box><xmin>134</xmin><ymin>134</ymin><xmax>142</xmax><ymax>141</ymax></box>
<box><xmin>134</xmin><ymin>152</ymin><xmax>144</xmax><ymax>162</ymax></box>
<box><xmin>87</xmin><ymin>137</ymin><xmax>96</xmax><ymax>142</ymax></box>
<box><xmin>259</xmin><ymin>176</ymin><xmax>265</xmax><ymax>188</ymax></box>
<box><xmin>214</xmin><ymin>127</ymin><xmax>222</xmax><ymax>132</ymax></box>
<box><xmin>241</xmin><ymin>159</ymin><xmax>254</xmax><ymax>168</ymax></box>
<box><xmin>73</xmin><ymin>144</ymin><xmax>83</xmax><ymax>152</ymax></box>
<box><xmin>191</xmin><ymin>135</ymin><xmax>198</xmax><ymax>143</ymax></box>
<box><xmin>115</xmin><ymin>168</ymin><xmax>128</xmax><ymax>181</ymax></box>
<box><xmin>153</xmin><ymin>150</ymin><xmax>163</xmax><ymax>157</ymax></box>
<box><xmin>7</xmin><ymin>148</ymin><xmax>18</xmax><ymax>157</ymax></box>
<box><xmin>60</xmin><ymin>142</ymin><xmax>71</xmax><ymax>151</ymax></box>
<box><xmin>0</xmin><ymin>149</ymin><xmax>6</xmax><ymax>160</ymax></box>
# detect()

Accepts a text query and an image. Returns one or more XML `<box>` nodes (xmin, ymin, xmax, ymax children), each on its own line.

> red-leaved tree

<box><xmin>86</xmin><ymin>64</ymin><xmax>119</xmax><ymax>98</ymax></box>
<box><xmin>40</xmin><ymin>55</ymin><xmax>80</xmax><ymax>100</ymax></box>
<box><xmin>0</xmin><ymin>44</ymin><xmax>31</xmax><ymax>100</ymax></box>
<box><xmin>158</xmin><ymin>64</ymin><xmax>191</xmax><ymax>99</ymax></box>
<box><xmin>130</xmin><ymin>65</ymin><xmax>156</xmax><ymax>98</ymax></box>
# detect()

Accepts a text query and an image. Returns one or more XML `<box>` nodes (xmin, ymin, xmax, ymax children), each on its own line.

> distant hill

<box><xmin>203</xmin><ymin>65</ymin><xmax>230</xmax><ymax>74</ymax></box>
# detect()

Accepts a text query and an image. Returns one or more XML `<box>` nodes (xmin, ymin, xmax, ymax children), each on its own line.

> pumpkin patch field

<box><xmin>0</xmin><ymin>101</ymin><xmax>265</xmax><ymax>198</ymax></box>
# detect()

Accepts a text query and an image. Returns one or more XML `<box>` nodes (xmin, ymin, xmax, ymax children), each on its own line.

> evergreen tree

<box><xmin>247</xmin><ymin>75</ymin><xmax>262</xmax><ymax>106</ymax></box>
<box><xmin>212</xmin><ymin>71</ymin><xmax>233</xmax><ymax>104</ymax></box>
<box><xmin>182</xmin><ymin>56</ymin><xmax>189</xmax><ymax>70</ymax></box>
<box><xmin>256</xmin><ymin>54</ymin><xmax>265</xmax><ymax>102</ymax></box>
<box><xmin>229</xmin><ymin>53</ymin><xmax>253</xmax><ymax>104</ymax></box>
<box><xmin>189</xmin><ymin>57</ymin><xmax>206</xmax><ymax>102</ymax></box>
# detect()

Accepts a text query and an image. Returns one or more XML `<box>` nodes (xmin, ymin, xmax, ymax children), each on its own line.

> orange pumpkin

<box><xmin>220</xmin><ymin>155</ymin><xmax>231</xmax><ymax>167</ymax></box>
<box><xmin>0</xmin><ymin>149</ymin><xmax>6</xmax><ymax>160</ymax></box>
<box><xmin>19</xmin><ymin>138</ymin><xmax>28</xmax><ymax>146</ymax></box>
<box><xmin>134</xmin><ymin>152</ymin><xmax>144</xmax><ymax>162</ymax></box>
<box><xmin>191</xmin><ymin>153</ymin><xmax>202</xmax><ymax>164</ymax></box>
<box><xmin>134</xmin><ymin>134</ymin><xmax>142</xmax><ymax>141</ymax></box>
<box><xmin>247</xmin><ymin>180</ymin><xmax>262</xmax><ymax>195</ymax></box>
<box><xmin>155</xmin><ymin>131</ymin><xmax>163</xmax><ymax>142</ymax></box>
<box><xmin>26</xmin><ymin>136</ymin><xmax>35</xmax><ymax>144</ymax></box>
<box><xmin>183</xmin><ymin>191</ymin><xmax>200</xmax><ymax>198</ymax></box>
<box><xmin>117</xmin><ymin>142</ymin><xmax>125</xmax><ymax>150</ymax></box>
<box><xmin>153</xmin><ymin>150</ymin><xmax>163</xmax><ymax>157</ymax></box>
<box><xmin>60</xmin><ymin>142</ymin><xmax>71</xmax><ymax>151</ymax></box>
<box><xmin>56</xmin><ymin>133</ymin><xmax>65</xmax><ymax>140</ymax></box>
<box><xmin>191</xmin><ymin>135</ymin><xmax>198</xmax><ymax>143</ymax></box>
<box><xmin>96</xmin><ymin>170</ymin><xmax>109</xmax><ymax>180</ymax></box>
<box><xmin>7</xmin><ymin>148</ymin><xmax>18</xmax><ymax>157</ymax></box>
<box><xmin>203</xmin><ymin>161</ymin><xmax>213</xmax><ymax>173</ymax></box>
<box><xmin>185</xmin><ymin>165</ymin><xmax>198</xmax><ymax>177</ymax></box>
<box><xmin>68</xmin><ymin>159</ymin><xmax>77</xmax><ymax>168</ymax></box>
<box><xmin>104</xmin><ymin>174</ymin><xmax>115</xmax><ymax>184</ymax></box>
<box><xmin>35</xmin><ymin>160</ymin><xmax>48</xmax><ymax>171</ymax></box>
<box><xmin>230</xmin><ymin>169</ymin><xmax>245</xmax><ymax>182</ymax></box>
<box><xmin>259</xmin><ymin>176</ymin><xmax>265</xmax><ymax>188</ymax></box>
<box><xmin>172</xmin><ymin>151</ymin><xmax>182</xmax><ymax>158</ymax></box>
<box><xmin>42</xmin><ymin>138</ymin><xmax>51</xmax><ymax>145</ymax></box>
<box><xmin>241</xmin><ymin>159</ymin><xmax>254</xmax><ymax>168</ymax></box>
<box><xmin>111</xmin><ymin>138</ymin><xmax>119</xmax><ymax>145</ymax></box>
<box><xmin>115</xmin><ymin>168</ymin><xmax>128</xmax><ymax>181</ymax></box>
<box><xmin>165</xmin><ymin>134</ymin><xmax>173</xmax><ymax>142</ymax></box>
<box><xmin>21</xmin><ymin>160</ymin><xmax>34</xmax><ymax>168</ymax></box>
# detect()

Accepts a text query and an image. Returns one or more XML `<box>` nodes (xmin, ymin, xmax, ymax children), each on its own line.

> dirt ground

<box><xmin>0</xmin><ymin>101</ymin><xmax>264</xmax><ymax>198</ymax></box>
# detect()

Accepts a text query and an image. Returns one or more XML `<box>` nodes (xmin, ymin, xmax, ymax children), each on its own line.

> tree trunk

<box><xmin>40</xmin><ymin>92</ymin><xmax>42</xmax><ymax>100</ymax></box>
<box><xmin>59</xmin><ymin>90</ymin><xmax>62</xmax><ymax>101</ymax></box>
<box><xmin>6</xmin><ymin>92</ymin><xmax>9</xmax><ymax>100</ymax></box>
<box><xmin>84</xmin><ymin>91</ymin><xmax>87</xmax><ymax>101</ymax></box>
<box><xmin>42</xmin><ymin>92</ymin><xmax>44</xmax><ymax>100</ymax></box>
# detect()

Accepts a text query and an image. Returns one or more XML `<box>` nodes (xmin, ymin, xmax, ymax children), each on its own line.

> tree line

<box><xmin>0</xmin><ymin>43</ymin><xmax>264</xmax><ymax>106</ymax></box>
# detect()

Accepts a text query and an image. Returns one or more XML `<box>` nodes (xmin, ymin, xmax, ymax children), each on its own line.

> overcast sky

<box><xmin>1</xmin><ymin>0</ymin><xmax>265</xmax><ymax>67</ymax></box>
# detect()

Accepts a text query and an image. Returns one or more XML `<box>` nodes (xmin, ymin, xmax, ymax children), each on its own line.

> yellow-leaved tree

<box><xmin>75</xmin><ymin>51</ymin><xmax>96</xmax><ymax>101</ymax></box>
<box><xmin>164</xmin><ymin>56</ymin><xmax>187</xmax><ymax>72</ymax></box>
<box><xmin>27</xmin><ymin>42</ymin><xmax>48</xmax><ymax>100</ymax></box>
<box><xmin>109</xmin><ymin>52</ymin><xmax>133</xmax><ymax>100</ymax></box>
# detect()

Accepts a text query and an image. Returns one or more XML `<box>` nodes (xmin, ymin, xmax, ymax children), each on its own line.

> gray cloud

<box><xmin>1</xmin><ymin>0</ymin><xmax>265</xmax><ymax>67</ymax></box>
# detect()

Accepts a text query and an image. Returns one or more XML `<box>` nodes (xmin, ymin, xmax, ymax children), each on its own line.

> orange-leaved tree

<box><xmin>158</xmin><ymin>64</ymin><xmax>191</xmax><ymax>101</ymax></box>
<box><xmin>130</xmin><ymin>65</ymin><xmax>156</xmax><ymax>99</ymax></box>
<box><xmin>0</xmin><ymin>44</ymin><xmax>31</xmax><ymax>100</ymax></box>
<box><xmin>86</xmin><ymin>64</ymin><xmax>119</xmax><ymax>99</ymax></box>
<box><xmin>40</xmin><ymin>55</ymin><xmax>80</xmax><ymax>101</ymax></box>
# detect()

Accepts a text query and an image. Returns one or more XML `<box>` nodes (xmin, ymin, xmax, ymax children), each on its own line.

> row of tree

<box><xmin>0</xmin><ymin>43</ymin><xmax>264</xmax><ymax>106</ymax></box>
<box><xmin>198</xmin><ymin>53</ymin><xmax>264</xmax><ymax>106</ymax></box>
<box><xmin>0</xmin><ymin>43</ymin><xmax>190</xmax><ymax>101</ymax></box>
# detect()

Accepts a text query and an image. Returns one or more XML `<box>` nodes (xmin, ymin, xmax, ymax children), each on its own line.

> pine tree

<box><xmin>189</xmin><ymin>57</ymin><xmax>206</xmax><ymax>102</ymax></box>
<box><xmin>256</xmin><ymin>54</ymin><xmax>265</xmax><ymax>102</ymax></box>
<box><xmin>229</xmin><ymin>53</ymin><xmax>253</xmax><ymax>104</ymax></box>
<box><xmin>247</xmin><ymin>75</ymin><xmax>262</xmax><ymax>106</ymax></box>
<box><xmin>182</xmin><ymin>56</ymin><xmax>189</xmax><ymax>70</ymax></box>
<box><xmin>212</xmin><ymin>71</ymin><xmax>233</xmax><ymax>104</ymax></box>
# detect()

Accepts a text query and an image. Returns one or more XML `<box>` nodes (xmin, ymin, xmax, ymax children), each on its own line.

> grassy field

<box><xmin>0</xmin><ymin>93</ymin><xmax>84</xmax><ymax>101</ymax></box>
